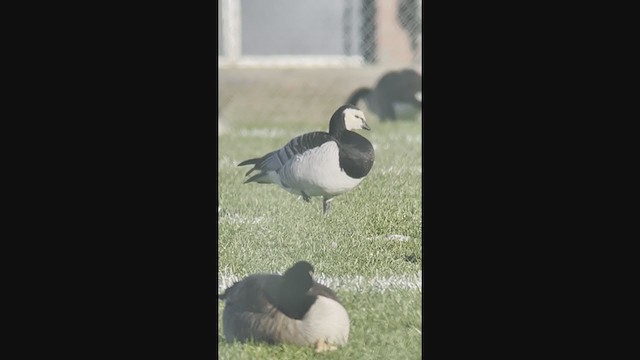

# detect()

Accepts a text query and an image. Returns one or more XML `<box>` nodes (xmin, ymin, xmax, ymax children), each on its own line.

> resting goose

<box><xmin>218</xmin><ymin>261</ymin><xmax>350</xmax><ymax>352</ymax></box>
<box><xmin>346</xmin><ymin>68</ymin><xmax>422</xmax><ymax>121</ymax></box>
<box><xmin>238</xmin><ymin>105</ymin><xmax>374</xmax><ymax>216</ymax></box>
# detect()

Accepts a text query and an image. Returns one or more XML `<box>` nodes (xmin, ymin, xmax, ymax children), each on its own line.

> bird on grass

<box><xmin>346</xmin><ymin>68</ymin><xmax>422</xmax><ymax>121</ymax></box>
<box><xmin>238</xmin><ymin>105</ymin><xmax>375</xmax><ymax>216</ymax></box>
<box><xmin>218</xmin><ymin>261</ymin><xmax>350</xmax><ymax>353</ymax></box>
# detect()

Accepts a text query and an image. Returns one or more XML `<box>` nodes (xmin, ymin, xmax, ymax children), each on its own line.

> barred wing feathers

<box><xmin>239</xmin><ymin>132</ymin><xmax>335</xmax><ymax>184</ymax></box>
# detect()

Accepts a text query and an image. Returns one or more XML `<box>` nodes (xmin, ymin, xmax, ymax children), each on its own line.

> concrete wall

<box><xmin>219</xmin><ymin>0</ymin><xmax>420</xmax><ymax>66</ymax></box>
<box><xmin>240</xmin><ymin>0</ymin><xmax>353</xmax><ymax>56</ymax></box>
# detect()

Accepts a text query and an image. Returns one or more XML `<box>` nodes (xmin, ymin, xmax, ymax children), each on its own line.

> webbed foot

<box><xmin>314</xmin><ymin>338</ymin><xmax>338</xmax><ymax>353</ymax></box>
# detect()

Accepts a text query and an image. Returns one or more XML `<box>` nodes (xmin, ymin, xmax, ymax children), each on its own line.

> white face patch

<box><xmin>415</xmin><ymin>92</ymin><xmax>422</xmax><ymax>102</ymax></box>
<box><xmin>342</xmin><ymin>108</ymin><xmax>368</xmax><ymax>130</ymax></box>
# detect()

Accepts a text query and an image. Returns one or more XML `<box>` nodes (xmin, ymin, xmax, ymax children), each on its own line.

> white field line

<box><xmin>376</xmin><ymin>166</ymin><xmax>422</xmax><ymax>176</ymax></box>
<box><xmin>218</xmin><ymin>155</ymin><xmax>240</xmax><ymax>168</ymax></box>
<box><xmin>218</xmin><ymin>203</ymin><xmax>274</xmax><ymax>225</ymax></box>
<box><xmin>370</xmin><ymin>134</ymin><xmax>422</xmax><ymax>144</ymax></box>
<box><xmin>218</xmin><ymin>211</ymin><xmax>267</xmax><ymax>225</ymax></box>
<box><xmin>218</xmin><ymin>269</ymin><xmax>422</xmax><ymax>293</ymax></box>
<box><xmin>230</xmin><ymin>128</ymin><xmax>295</xmax><ymax>138</ymax></box>
<box><xmin>375</xmin><ymin>234</ymin><xmax>412</xmax><ymax>242</ymax></box>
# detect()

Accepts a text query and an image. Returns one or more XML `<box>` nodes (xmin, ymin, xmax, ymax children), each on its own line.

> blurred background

<box><xmin>218</xmin><ymin>0</ymin><xmax>422</xmax><ymax>130</ymax></box>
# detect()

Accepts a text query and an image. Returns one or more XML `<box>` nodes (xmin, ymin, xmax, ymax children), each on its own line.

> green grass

<box><xmin>218</xmin><ymin>68</ymin><xmax>422</xmax><ymax>359</ymax></box>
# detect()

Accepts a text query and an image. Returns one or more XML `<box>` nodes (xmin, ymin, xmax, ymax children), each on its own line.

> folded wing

<box><xmin>239</xmin><ymin>132</ymin><xmax>335</xmax><ymax>184</ymax></box>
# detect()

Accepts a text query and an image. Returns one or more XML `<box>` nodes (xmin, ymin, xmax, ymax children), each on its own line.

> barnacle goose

<box><xmin>238</xmin><ymin>105</ymin><xmax>374</xmax><ymax>216</ymax></box>
<box><xmin>346</xmin><ymin>68</ymin><xmax>422</xmax><ymax>121</ymax></box>
<box><xmin>218</xmin><ymin>261</ymin><xmax>350</xmax><ymax>352</ymax></box>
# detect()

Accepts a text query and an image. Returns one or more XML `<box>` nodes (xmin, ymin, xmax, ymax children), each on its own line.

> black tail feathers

<box><xmin>237</xmin><ymin>158</ymin><xmax>259</xmax><ymax>167</ymax></box>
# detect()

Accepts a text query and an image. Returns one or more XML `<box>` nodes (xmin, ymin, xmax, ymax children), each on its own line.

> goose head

<box><xmin>282</xmin><ymin>261</ymin><xmax>315</xmax><ymax>295</ymax></box>
<box><xmin>275</xmin><ymin>261</ymin><xmax>317</xmax><ymax>319</ymax></box>
<box><xmin>329</xmin><ymin>105</ymin><xmax>371</xmax><ymax>135</ymax></box>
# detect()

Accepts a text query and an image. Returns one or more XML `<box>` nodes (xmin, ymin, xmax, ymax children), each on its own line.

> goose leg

<box><xmin>301</xmin><ymin>191</ymin><xmax>311</xmax><ymax>203</ymax></box>
<box><xmin>322</xmin><ymin>197</ymin><xmax>333</xmax><ymax>216</ymax></box>
<box><xmin>315</xmin><ymin>338</ymin><xmax>338</xmax><ymax>353</ymax></box>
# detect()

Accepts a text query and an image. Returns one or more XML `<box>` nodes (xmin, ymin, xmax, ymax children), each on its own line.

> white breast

<box><xmin>281</xmin><ymin>142</ymin><xmax>364</xmax><ymax>197</ymax></box>
<box><xmin>300</xmin><ymin>296</ymin><xmax>350</xmax><ymax>345</ymax></box>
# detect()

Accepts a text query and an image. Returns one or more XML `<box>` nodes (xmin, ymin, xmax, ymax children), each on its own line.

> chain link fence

<box><xmin>218</xmin><ymin>0</ymin><xmax>422</xmax><ymax>131</ymax></box>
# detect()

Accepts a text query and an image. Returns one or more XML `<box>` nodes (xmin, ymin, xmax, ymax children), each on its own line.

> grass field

<box><xmin>218</xmin><ymin>68</ymin><xmax>422</xmax><ymax>359</ymax></box>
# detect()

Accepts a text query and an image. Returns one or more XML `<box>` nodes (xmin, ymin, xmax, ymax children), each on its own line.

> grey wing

<box><xmin>220</xmin><ymin>274</ymin><xmax>281</xmax><ymax>312</ymax></box>
<box><xmin>241</xmin><ymin>132</ymin><xmax>335</xmax><ymax>176</ymax></box>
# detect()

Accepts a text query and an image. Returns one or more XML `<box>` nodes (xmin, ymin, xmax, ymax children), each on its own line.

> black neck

<box><xmin>329</xmin><ymin>111</ymin><xmax>347</xmax><ymax>138</ymax></box>
<box><xmin>276</xmin><ymin>282</ymin><xmax>315</xmax><ymax>320</ymax></box>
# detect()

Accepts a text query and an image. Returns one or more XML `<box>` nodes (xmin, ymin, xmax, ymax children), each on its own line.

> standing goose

<box><xmin>219</xmin><ymin>261</ymin><xmax>350</xmax><ymax>352</ymax></box>
<box><xmin>238</xmin><ymin>105</ymin><xmax>374</xmax><ymax>216</ymax></box>
<box><xmin>346</xmin><ymin>68</ymin><xmax>422</xmax><ymax>121</ymax></box>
